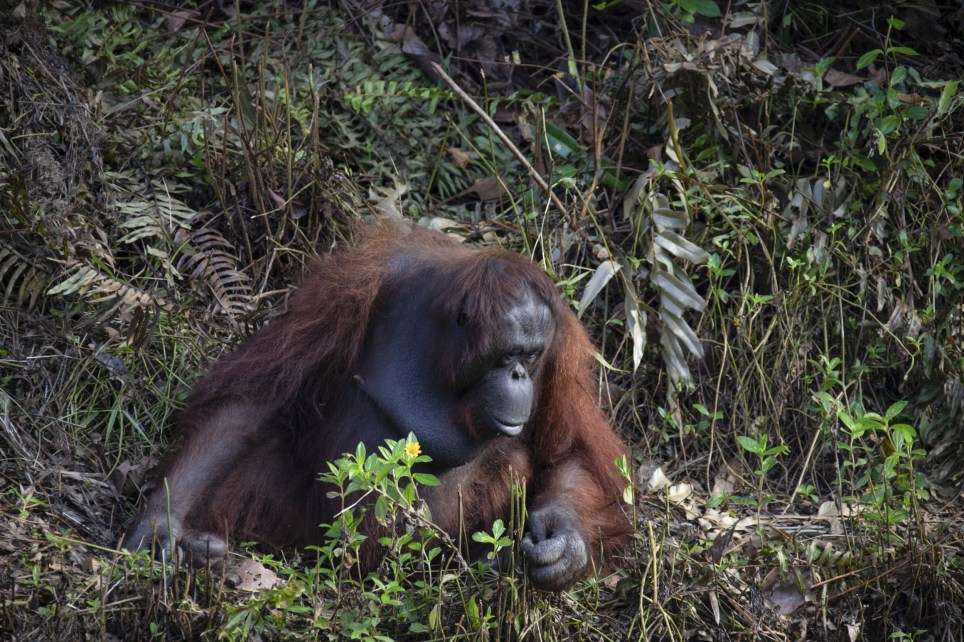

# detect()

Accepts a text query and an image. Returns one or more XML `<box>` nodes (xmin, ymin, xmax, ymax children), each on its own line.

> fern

<box><xmin>47</xmin><ymin>262</ymin><xmax>172</xmax><ymax>312</ymax></box>
<box><xmin>106</xmin><ymin>173</ymin><xmax>251</xmax><ymax>317</ymax></box>
<box><xmin>175</xmin><ymin>222</ymin><xmax>252</xmax><ymax>318</ymax></box>
<box><xmin>0</xmin><ymin>245</ymin><xmax>48</xmax><ymax>311</ymax></box>
<box><xmin>107</xmin><ymin>172</ymin><xmax>197</xmax><ymax>282</ymax></box>
<box><xmin>344</xmin><ymin>79</ymin><xmax>450</xmax><ymax>114</ymax></box>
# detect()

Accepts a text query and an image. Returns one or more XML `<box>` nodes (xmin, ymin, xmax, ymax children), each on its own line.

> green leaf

<box><xmin>890</xmin><ymin>65</ymin><xmax>906</xmax><ymax>86</ymax></box>
<box><xmin>884</xmin><ymin>400</ymin><xmax>908</xmax><ymax>421</ymax></box>
<box><xmin>852</xmin><ymin>153</ymin><xmax>878</xmax><ymax>173</ymax></box>
<box><xmin>466</xmin><ymin>596</ymin><xmax>480</xmax><ymax>627</ymax></box>
<box><xmin>886</xmin><ymin>46</ymin><xmax>917</xmax><ymax>57</ymax></box>
<box><xmin>878</xmin><ymin>114</ymin><xmax>900</xmax><ymax>135</ymax></box>
<box><xmin>814</xmin><ymin>57</ymin><xmax>835</xmax><ymax>78</ymax></box>
<box><xmin>544</xmin><ymin>122</ymin><xmax>581</xmax><ymax>159</ymax></box>
<box><xmin>413</xmin><ymin>473</ymin><xmax>440</xmax><ymax>486</ymax></box>
<box><xmin>891</xmin><ymin>423</ymin><xmax>916</xmax><ymax>449</ymax></box>
<box><xmin>374</xmin><ymin>496</ymin><xmax>388</xmax><ymax>520</ymax></box>
<box><xmin>907</xmin><ymin>105</ymin><xmax>929</xmax><ymax>120</ymax></box>
<box><xmin>736</xmin><ymin>435</ymin><xmax>761</xmax><ymax>454</ymax></box>
<box><xmin>938</xmin><ymin>80</ymin><xmax>959</xmax><ymax>115</ymax></box>
<box><xmin>838</xmin><ymin>410</ymin><xmax>859</xmax><ymax>433</ymax></box>
<box><xmin>622</xmin><ymin>483</ymin><xmax>635</xmax><ymax>505</ymax></box>
<box><xmin>691</xmin><ymin>0</ymin><xmax>721</xmax><ymax>17</ymax></box>
<box><xmin>876</xmin><ymin>129</ymin><xmax>887</xmax><ymax>155</ymax></box>
<box><xmin>856</xmin><ymin>49</ymin><xmax>882</xmax><ymax>70</ymax></box>
<box><xmin>813</xmin><ymin>391</ymin><xmax>835</xmax><ymax>411</ymax></box>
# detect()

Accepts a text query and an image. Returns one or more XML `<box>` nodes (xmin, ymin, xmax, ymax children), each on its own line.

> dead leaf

<box><xmin>368</xmin><ymin>181</ymin><xmax>408</xmax><ymax>218</ymax></box>
<box><xmin>705</xmin><ymin>518</ymin><xmax>740</xmax><ymax>563</ymax></box>
<box><xmin>601</xmin><ymin>573</ymin><xmax>622</xmax><ymax>589</ymax></box>
<box><xmin>109</xmin><ymin>460</ymin><xmax>137</xmax><ymax>494</ymax></box>
<box><xmin>824</xmin><ymin>69</ymin><xmax>863</xmax><ymax>88</ymax></box>
<box><xmin>465</xmin><ymin>176</ymin><xmax>503</xmax><ymax>201</ymax></box>
<box><xmin>870</xmin><ymin>66</ymin><xmax>887</xmax><ymax>86</ymax></box>
<box><xmin>710</xmin><ymin>468</ymin><xmax>735</xmax><ymax>497</ymax></box>
<box><xmin>897</xmin><ymin>92</ymin><xmax>923</xmax><ymax>104</ymax></box>
<box><xmin>165</xmin><ymin>10</ymin><xmax>198</xmax><ymax>32</ymax></box>
<box><xmin>267</xmin><ymin>188</ymin><xmax>287</xmax><ymax>209</ymax></box>
<box><xmin>231</xmin><ymin>559</ymin><xmax>281</xmax><ymax>592</ymax></box>
<box><xmin>667</xmin><ymin>482</ymin><xmax>693</xmax><ymax>504</ymax></box>
<box><xmin>752</xmin><ymin>58</ymin><xmax>779</xmax><ymax>76</ymax></box>
<box><xmin>847</xmin><ymin>623</ymin><xmax>861</xmax><ymax>641</ymax></box>
<box><xmin>577</xmin><ymin>260</ymin><xmax>620</xmax><ymax>318</ymax></box>
<box><xmin>448</xmin><ymin>148</ymin><xmax>471</xmax><ymax>168</ymax></box>
<box><xmin>817</xmin><ymin>500</ymin><xmax>863</xmax><ymax>536</ymax></box>
<box><xmin>762</xmin><ymin>567</ymin><xmax>809</xmax><ymax>615</ymax></box>
<box><xmin>385</xmin><ymin>24</ymin><xmax>442</xmax><ymax>79</ymax></box>
<box><xmin>637</xmin><ymin>461</ymin><xmax>670</xmax><ymax>491</ymax></box>
<box><xmin>417</xmin><ymin>217</ymin><xmax>467</xmax><ymax>241</ymax></box>
<box><xmin>592</xmin><ymin>244</ymin><xmax>610</xmax><ymax>261</ymax></box>
<box><xmin>699</xmin><ymin>508</ymin><xmax>738</xmax><ymax>532</ymax></box>
<box><xmin>708</xmin><ymin>589</ymin><xmax>721</xmax><ymax>624</ymax></box>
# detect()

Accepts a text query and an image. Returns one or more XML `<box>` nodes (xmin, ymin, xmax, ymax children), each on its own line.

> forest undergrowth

<box><xmin>1</xmin><ymin>1</ymin><xmax>962</xmax><ymax>640</ymax></box>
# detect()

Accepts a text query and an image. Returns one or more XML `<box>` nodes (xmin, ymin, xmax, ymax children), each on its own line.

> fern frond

<box><xmin>175</xmin><ymin>224</ymin><xmax>252</xmax><ymax>318</ymax></box>
<box><xmin>47</xmin><ymin>262</ymin><xmax>172</xmax><ymax>312</ymax></box>
<box><xmin>0</xmin><ymin>245</ymin><xmax>49</xmax><ymax>311</ymax></box>
<box><xmin>106</xmin><ymin>172</ymin><xmax>197</xmax><ymax>279</ymax></box>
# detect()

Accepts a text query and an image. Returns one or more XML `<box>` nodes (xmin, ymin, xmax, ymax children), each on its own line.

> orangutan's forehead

<box><xmin>500</xmin><ymin>288</ymin><xmax>554</xmax><ymax>336</ymax></box>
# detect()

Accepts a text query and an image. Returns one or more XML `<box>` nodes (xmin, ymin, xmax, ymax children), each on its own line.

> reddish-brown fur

<box><xmin>135</xmin><ymin>220</ymin><xmax>632</xmax><ymax>576</ymax></box>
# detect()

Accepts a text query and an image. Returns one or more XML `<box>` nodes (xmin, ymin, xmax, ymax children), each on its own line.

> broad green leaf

<box><xmin>813</xmin><ymin>391</ymin><xmax>836</xmax><ymax>412</ymax></box>
<box><xmin>891</xmin><ymin>423</ymin><xmax>916</xmax><ymax>449</ymax></box>
<box><xmin>884</xmin><ymin>400</ymin><xmax>908</xmax><ymax>421</ymax></box>
<box><xmin>837</xmin><ymin>410</ymin><xmax>858</xmax><ymax>433</ymax></box>
<box><xmin>887</xmin><ymin>46</ymin><xmax>917</xmax><ymax>57</ymax></box>
<box><xmin>736</xmin><ymin>435</ymin><xmax>761</xmax><ymax>454</ymax></box>
<box><xmin>466</xmin><ymin>596</ymin><xmax>480</xmax><ymax>627</ymax></box>
<box><xmin>544</xmin><ymin>122</ymin><xmax>581</xmax><ymax>159</ymax></box>
<box><xmin>691</xmin><ymin>0</ymin><xmax>721</xmax><ymax>17</ymax></box>
<box><xmin>413</xmin><ymin>473</ymin><xmax>440</xmax><ymax>486</ymax></box>
<box><xmin>890</xmin><ymin>65</ymin><xmax>907</xmax><ymax>86</ymax></box>
<box><xmin>938</xmin><ymin>80</ymin><xmax>959</xmax><ymax>115</ymax></box>
<box><xmin>878</xmin><ymin>114</ymin><xmax>900</xmax><ymax>135</ymax></box>
<box><xmin>856</xmin><ymin>49</ymin><xmax>882</xmax><ymax>70</ymax></box>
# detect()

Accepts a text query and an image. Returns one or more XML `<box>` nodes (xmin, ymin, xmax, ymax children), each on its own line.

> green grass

<box><xmin>1</xmin><ymin>1</ymin><xmax>962</xmax><ymax>640</ymax></box>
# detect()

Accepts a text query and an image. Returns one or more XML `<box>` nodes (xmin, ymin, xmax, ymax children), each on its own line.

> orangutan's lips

<box><xmin>493</xmin><ymin>419</ymin><xmax>524</xmax><ymax>437</ymax></box>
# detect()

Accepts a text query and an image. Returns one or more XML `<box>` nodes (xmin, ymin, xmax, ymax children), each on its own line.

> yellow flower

<box><xmin>405</xmin><ymin>441</ymin><xmax>421</xmax><ymax>458</ymax></box>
